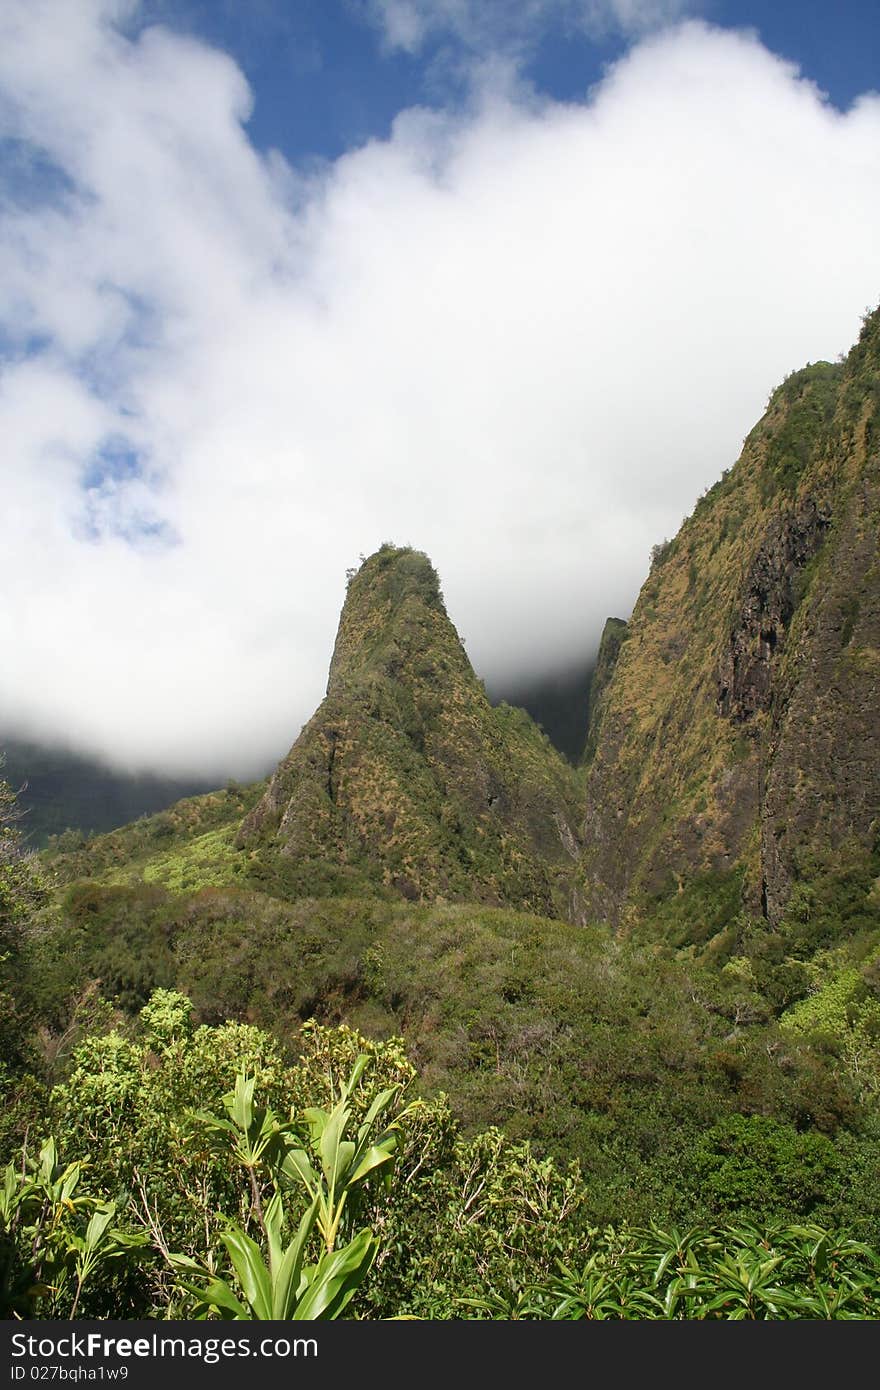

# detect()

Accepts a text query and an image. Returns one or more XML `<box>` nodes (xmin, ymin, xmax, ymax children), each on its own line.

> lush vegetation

<box><xmin>19</xmin><ymin>878</ymin><xmax>880</xmax><ymax>1232</ymax></box>
<box><xmin>3</xmin><ymin>1000</ymin><xmax>880</xmax><ymax>1321</ymax></box>
<box><xmin>760</xmin><ymin>361</ymin><xmax>844</xmax><ymax>499</ymax></box>
<box><xmin>42</xmin><ymin>781</ymin><xmax>262</xmax><ymax>887</ymax></box>
<box><xmin>6</xmin><ymin>720</ymin><xmax>879</xmax><ymax>1320</ymax></box>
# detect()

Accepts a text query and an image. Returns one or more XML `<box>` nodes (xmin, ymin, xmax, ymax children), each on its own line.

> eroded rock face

<box><xmin>760</xmin><ymin>459</ymin><xmax>880</xmax><ymax>924</ymax></box>
<box><xmin>581</xmin><ymin>309</ymin><xmax>880</xmax><ymax>937</ymax></box>
<box><xmin>584</xmin><ymin>617</ymin><xmax>628</xmax><ymax>762</ymax></box>
<box><xmin>717</xmin><ymin>499</ymin><xmax>831</xmax><ymax>724</ymax></box>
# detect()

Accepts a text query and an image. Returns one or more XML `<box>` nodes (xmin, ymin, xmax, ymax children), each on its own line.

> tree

<box><xmin>0</xmin><ymin>767</ymin><xmax>48</xmax><ymax>1073</ymax></box>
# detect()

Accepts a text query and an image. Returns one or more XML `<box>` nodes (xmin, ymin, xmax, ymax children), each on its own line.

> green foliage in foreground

<box><xmin>0</xmin><ymin>1137</ymin><xmax>148</xmax><ymax>1318</ymax></box>
<box><xmin>1</xmin><ymin>1012</ymin><xmax>409</xmax><ymax>1320</ymax></box>
<box><xmin>2</xmin><ymin>998</ymin><xmax>879</xmax><ymax>1320</ymax></box>
<box><xmin>168</xmin><ymin>1061</ymin><xmax>404</xmax><ymax>1321</ymax></box>
<box><xmin>471</xmin><ymin>1222</ymin><xmax>880</xmax><ymax>1320</ymax></box>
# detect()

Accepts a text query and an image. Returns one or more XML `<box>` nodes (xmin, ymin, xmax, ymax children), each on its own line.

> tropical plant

<box><xmin>164</xmin><ymin>1054</ymin><xmax>408</xmax><ymax>1319</ymax></box>
<box><xmin>280</xmin><ymin>1053</ymin><xmax>408</xmax><ymax>1252</ymax></box>
<box><xmin>482</xmin><ymin>1221</ymin><xmax>880</xmax><ymax>1319</ymax></box>
<box><xmin>0</xmin><ymin>1137</ymin><xmax>147</xmax><ymax>1318</ymax></box>
<box><xmin>170</xmin><ymin>1192</ymin><xmax>377</xmax><ymax>1320</ymax></box>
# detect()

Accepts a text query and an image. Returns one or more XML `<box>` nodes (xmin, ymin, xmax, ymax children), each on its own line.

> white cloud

<box><xmin>1</xmin><ymin>4</ymin><xmax>878</xmax><ymax>777</ymax></box>
<box><xmin>367</xmin><ymin>0</ymin><xmax>697</xmax><ymax>55</ymax></box>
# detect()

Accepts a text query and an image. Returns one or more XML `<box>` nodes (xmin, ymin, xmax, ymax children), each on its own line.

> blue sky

<box><xmin>0</xmin><ymin>0</ymin><xmax>878</xmax><ymax>775</ymax></box>
<box><xmin>136</xmin><ymin>1</ymin><xmax>879</xmax><ymax>161</ymax></box>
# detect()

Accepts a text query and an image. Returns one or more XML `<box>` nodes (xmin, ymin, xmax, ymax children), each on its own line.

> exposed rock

<box><xmin>761</xmin><ymin>459</ymin><xmax>880</xmax><ymax>922</ymax></box>
<box><xmin>584</xmin><ymin>617</ymin><xmax>628</xmax><ymax>762</ymax></box>
<box><xmin>581</xmin><ymin>310</ymin><xmax>880</xmax><ymax>941</ymax></box>
<box><xmin>716</xmin><ymin>499</ymin><xmax>831</xmax><ymax>723</ymax></box>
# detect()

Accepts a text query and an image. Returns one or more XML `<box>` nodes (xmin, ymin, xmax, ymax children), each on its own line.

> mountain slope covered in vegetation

<box><xmin>582</xmin><ymin>309</ymin><xmax>880</xmax><ymax>965</ymax></box>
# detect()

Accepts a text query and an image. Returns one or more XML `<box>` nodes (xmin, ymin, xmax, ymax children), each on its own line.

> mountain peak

<box><xmin>239</xmin><ymin>545</ymin><xmax>582</xmax><ymax>914</ymax></box>
<box><xmin>326</xmin><ymin>544</ymin><xmax>466</xmax><ymax>697</ymax></box>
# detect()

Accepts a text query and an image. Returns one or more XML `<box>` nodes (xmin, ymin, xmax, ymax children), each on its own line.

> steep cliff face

<box><xmin>582</xmin><ymin>309</ymin><xmax>880</xmax><ymax>942</ymax></box>
<box><xmin>239</xmin><ymin>545</ymin><xmax>582</xmax><ymax>916</ymax></box>
<box><xmin>584</xmin><ymin>617</ymin><xmax>628</xmax><ymax>763</ymax></box>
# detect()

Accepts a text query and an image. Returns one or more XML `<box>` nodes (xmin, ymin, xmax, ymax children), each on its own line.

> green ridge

<box><xmin>581</xmin><ymin>309</ymin><xmax>880</xmax><ymax>963</ymax></box>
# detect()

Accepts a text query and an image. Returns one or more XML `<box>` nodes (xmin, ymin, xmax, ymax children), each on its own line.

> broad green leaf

<box><xmin>332</xmin><ymin>1141</ymin><xmax>356</xmax><ymax>1188</ymax></box>
<box><xmin>183</xmin><ymin>1277</ymin><xmax>248</xmax><ymax>1320</ymax></box>
<box><xmin>293</xmin><ymin>1228</ymin><xmax>377</xmax><ymax>1320</ymax></box>
<box><xmin>281</xmin><ymin>1147</ymin><xmax>319</xmax><ymax>1193</ymax></box>
<box><xmin>271</xmin><ymin>1200</ymin><xmax>319</xmax><ymax>1319</ymax></box>
<box><xmin>221</xmin><ymin>1226</ymin><xmax>273</xmax><ymax>1319</ymax></box>
<box><xmin>191</xmin><ymin>1111</ymin><xmax>239</xmax><ymax>1137</ymax></box>
<box><xmin>59</xmin><ymin>1166</ymin><xmax>82</xmax><ymax>1204</ymax></box>
<box><xmin>317</xmin><ymin>1102</ymin><xmax>350</xmax><ymax>1189</ymax></box>
<box><xmin>348</xmin><ymin>1142</ymin><xmax>396</xmax><ymax>1185</ymax></box>
<box><xmin>344</xmin><ymin>1055</ymin><xmax>371</xmax><ymax>1097</ymax></box>
<box><xmin>358</xmin><ymin>1086</ymin><xmax>400</xmax><ymax>1136</ymax></box>
<box><xmin>229</xmin><ymin>1074</ymin><xmax>256</xmax><ymax>1134</ymax></box>
<box><xmin>84</xmin><ymin>1204</ymin><xmax>116</xmax><ymax>1252</ymax></box>
<box><xmin>38</xmin><ymin>1138</ymin><xmax>57</xmax><ymax>1182</ymax></box>
<box><xmin>302</xmin><ymin>1107</ymin><xmax>329</xmax><ymax>1146</ymax></box>
<box><xmin>264</xmin><ymin>1190</ymin><xmax>284</xmax><ymax>1278</ymax></box>
<box><xmin>167</xmin><ymin>1253</ymin><xmax>205</xmax><ymax>1274</ymax></box>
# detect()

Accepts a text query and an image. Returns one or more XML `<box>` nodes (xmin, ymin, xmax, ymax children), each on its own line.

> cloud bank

<box><xmin>1</xmin><ymin>1</ymin><xmax>878</xmax><ymax>777</ymax></box>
